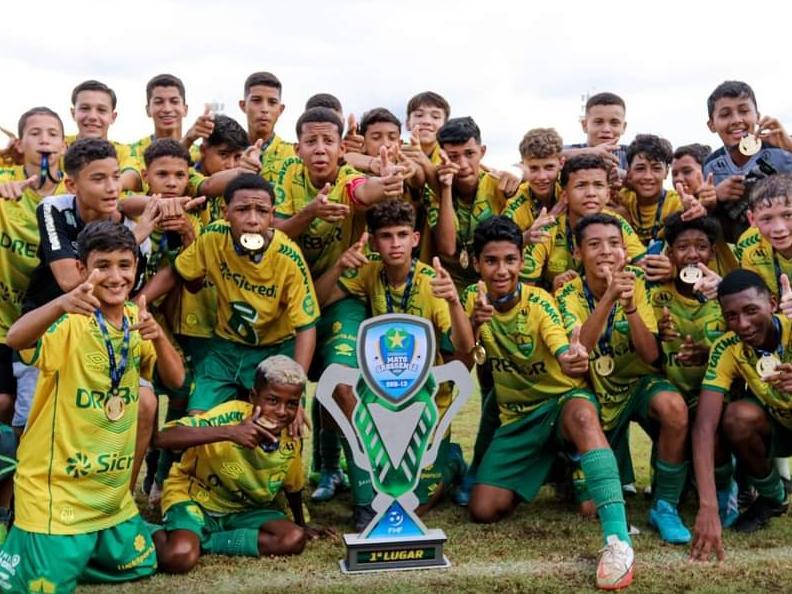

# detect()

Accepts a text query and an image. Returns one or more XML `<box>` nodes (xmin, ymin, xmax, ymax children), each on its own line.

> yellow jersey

<box><xmin>735</xmin><ymin>227</ymin><xmax>791</xmax><ymax>298</ymax></box>
<box><xmin>16</xmin><ymin>304</ymin><xmax>155</xmax><ymax>534</ymax></box>
<box><xmin>260</xmin><ymin>135</ymin><xmax>296</xmax><ymax>183</ymax></box>
<box><xmin>618</xmin><ymin>188</ymin><xmax>682</xmax><ymax>245</ymax></box>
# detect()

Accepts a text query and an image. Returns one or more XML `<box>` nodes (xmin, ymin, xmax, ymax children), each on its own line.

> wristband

<box><xmin>623</xmin><ymin>307</ymin><xmax>637</xmax><ymax>315</ymax></box>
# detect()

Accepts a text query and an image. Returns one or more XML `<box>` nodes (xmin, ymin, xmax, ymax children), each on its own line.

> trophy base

<box><xmin>340</xmin><ymin>529</ymin><xmax>450</xmax><ymax>573</ymax></box>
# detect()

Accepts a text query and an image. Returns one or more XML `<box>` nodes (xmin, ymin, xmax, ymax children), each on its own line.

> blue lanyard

<box><xmin>582</xmin><ymin>279</ymin><xmax>617</xmax><ymax>356</ymax></box>
<box><xmin>95</xmin><ymin>310</ymin><xmax>130</xmax><ymax>394</ymax></box>
<box><xmin>637</xmin><ymin>190</ymin><xmax>666</xmax><ymax>242</ymax></box>
<box><xmin>382</xmin><ymin>259</ymin><xmax>416</xmax><ymax>314</ymax></box>
<box><xmin>488</xmin><ymin>282</ymin><xmax>521</xmax><ymax>307</ymax></box>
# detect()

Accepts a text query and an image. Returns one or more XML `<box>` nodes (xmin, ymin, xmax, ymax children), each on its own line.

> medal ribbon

<box><xmin>637</xmin><ymin>190</ymin><xmax>666</xmax><ymax>242</ymax></box>
<box><xmin>95</xmin><ymin>310</ymin><xmax>131</xmax><ymax>393</ymax></box>
<box><xmin>382</xmin><ymin>258</ymin><xmax>416</xmax><ymax>314</ymax></box>
<box><xmin>454</xmin><ymin>196</ymin><xmax>476</xmax><ymax>259</ymax></box>
<box><xmin>565</xmin><ymin>219</ymin><xmax>578</xmax><ymax>271</ymax></box>
<box><xmin>753</xmin><ymin>315</ymin><xmax>785</xmax><ymax>361</ymax></box>
<box><xmin>582</xmin><ymin>278</ymin><xmax>617</xmax><ymax>356</ymax></box>
<box><xmin>488</xmin><ymin>282</ymin><xmax>522</xmax><ymax>307</ymax></box>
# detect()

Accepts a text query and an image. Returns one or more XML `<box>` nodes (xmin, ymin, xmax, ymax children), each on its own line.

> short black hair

<box><xmin>305</xmin><ymin>93</ymin><xmax>342</xmax><ymax>113</ymax></box>
<box><xmin>360</xmin><ymin>107</ymin><xmax>401</xmax><ymax>137</ymax></box>
<box><xmin>143</xmin><ymin>138</ymin><xmax>191</xmax><ymax>168</ymax></box>
<box><xmin>17</xmin><ymin>106</ymin><xmax>64</xmax><ymax>138</ymax></box>
<box><xmin>64</xmin><ymin>138</ymin><xmax>117</xmax><ymax>177</ymax></box>
<box><xmin>707</xmin><ymin>81</ymin><xmax>757</xmax><ymax>119</ymax></box>
<box><xmin>295</xmin><ymin>107</ymin><xmax>343</xmax><ymax>139</ymax></box>
<box><xmin>146</xmin><ymin>73</ymin><xmax>186</xmax><ymax>103</ymax></box>
<box><xmin>244</xmin><ymin>72</ymin><xmax>282</xmax><ymax>97</ymax></box>
<box><xmin>574</xmin><ymin>213</ymin><xmax>622</xmax><ymax>245</ymax></box>
<box><xmin>223</xmin><ymin>172</ymin><xmax>274</xmax><ymax>205</ymax></box>
<box><xmin>437</xmin><ymin>117</ymin><xmax>481</xmax><ymax>147</ymax></box>
<box><xmin>71</xmin><ymin>80</ymin><xmax>117</xmax><ymax>110</ymax></box>
<box><xmin>560</xmin><ymin>154</ymin><xmax>610</xmax><ymax>187</ymax></box>
<box><xmin>406</xmin><ymin>91</ymin><xmax>450</xmax><ymax>120</ymax></box>
<box><xmin>673</xmin><ymin>143</ymin><xmax>711</xmax><ymax>166</ymax></box>
<box><xmin>585</xmin><ymin>92</ymin><xmax>625</xmax><ymax>113</ymax></box>
<box><xmin>717</xmin><ymin>269</ymin><xmax>770</xmax><ymax>301</ymax></box>
<box><xmin>748</xmin><ymin>173</ymin><xmax>792</xmax><ymax>211</ymax></box>
<box><xmin>205</xmin><ymin>115</ymin><xmax>249</xmax><ymax>151</ymax></box>
<box><xmin>366</xmin><ymin>199</ymin><xmax>415</xmax><ymax>233</ymax></box>
<box><xmin>77</xmin><ymin>220</ymin><xmax>137</xmax><ymax>264</ymax></box>
<box><xmin>664</xmin><ymin>212</ymin><xmax>720</xmax><ymax>246</ymax></box>
<box><xmin>472</xmin><ymin>216</ymin><xmax>523</xmax><ymax>258</ymax></box>
<box><xmin>626</xmin><ymin>134</ymin><xmax>673</xmax><ymax>167</ymax></box>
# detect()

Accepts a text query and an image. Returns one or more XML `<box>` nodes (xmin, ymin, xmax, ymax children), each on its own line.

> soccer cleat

<box><xmin>717</xmin><ymin>480</ymin><xmax>740</xmax><ymax>529</ymax></box>
<box><xmin>648</xmin><ymin>499</ymin><xmax>691</xmax><ymax>544</ymax></box>
<box><xmin>622</xmin><ymin>483</ymin><xmax>637</xmax><ymax>498</ymax></box>
<box><xmin>596</xmin><ymin>535</ymin><xmax>634</xmax><ymax>590</ymax></box>
<box><xmin>732</xmin><ymin>496</ymin><xmax>788</xmax><ymax>533</ymax></box>
<box><xmin>353</xmin><ymin>504</ymin><xmax>376</xmax><ymax>533</ymax></box>
<box><xmin>454</xmin><ymin>471</ymin><xmax>475</xmax><ymax>507</ymax></box>
<box><xmin>737</xmin><ymin>485</ymin><xmax>756</xmax><ymax>509</ymax></box>
<box><xmin>311</xmin><ymin>469</ymin><xmax>347</xmax><ymax>502</ymax></box>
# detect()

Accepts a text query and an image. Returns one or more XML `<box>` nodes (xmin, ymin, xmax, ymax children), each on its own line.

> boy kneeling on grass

<box><xmin>153</xmin><ymin>354</ymin><xmax>332</xmax><ymax>573</ymax></box>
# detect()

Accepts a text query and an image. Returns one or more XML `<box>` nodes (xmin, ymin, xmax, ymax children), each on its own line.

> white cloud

<box><xmin>2</xmin><ymin>0</ymin><xmax>790</xmax><ymax>168</ymax></box>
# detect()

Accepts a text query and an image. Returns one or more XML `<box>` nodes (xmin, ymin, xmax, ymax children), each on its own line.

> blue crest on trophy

<box><xmin>358</xmin><ymin>315</ymin><xmax>436</xmax><ymax>404</ymax></box>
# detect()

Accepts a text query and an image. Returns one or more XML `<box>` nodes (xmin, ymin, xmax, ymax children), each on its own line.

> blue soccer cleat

<box><xmin>648</xmin><ymin>499</ymin><xmax>691</xmax><ymax>544</ymax></box>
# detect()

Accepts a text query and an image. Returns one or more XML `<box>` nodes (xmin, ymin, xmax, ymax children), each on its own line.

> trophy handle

<box><xmin>314</xmin><ymin>364</ymin><xmax>372</xmax><ymax>471</ymax></box>
<box><xmin>422</xmin><ymin>360</ymin><xmax>474</xmax><ymax>466</ymax></box>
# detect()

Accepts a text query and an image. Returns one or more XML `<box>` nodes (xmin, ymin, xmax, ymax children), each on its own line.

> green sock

<box><xmin>653</xmin><ymin>459</ymin><xmax>688</xmax><ymax>506</ymax></box>
<box><xmin>341</xmin><ymin>437</ymin><xmax>374</xmax><ymax>506</ymax></box>
<box><xmin>714</xmin><ymin>461</ymin><xmax>734</xmax><ymax>492</ymax></box>
<box><xmin>205</xmin><ymin>528</ymin><xmax>259</xmax><ymax>557</ymax></box>
<box><xmin>320</xmin><ymin>428</ymin><xmax>341</xmax><ymax>471</ymax></box>
<box><xmin>581</xmin><ymin>448</ymin><xmax>630</xmax><ymax>546</ymax></box>
<box><xmin>749</xmin><ymin>467</ymin><xmax>786</xmax><ymax>504</ymax></box>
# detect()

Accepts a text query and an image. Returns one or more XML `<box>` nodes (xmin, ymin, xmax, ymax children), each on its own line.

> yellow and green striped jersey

<box><xmin>260</xmin><ymin>135</ymin><xmax>296</xmax><ymax>183</ymax></box>
<box><xmin>555</xmin><ymin>267</ymin><xmax>658</xmax><ymax>431</ymax></box>
<box><xmin>735</xmin><ymin>226</ymin><xmax>791</xmax><ymax>298</ymax></box>
<box><xmin>463</xmin><ymin>282</ymin><xmax>583</xmax><ymax>425</ymax></box>
<box><xmin>161</xmin><ymin>400</ymin><xmax>303</xmax><ymax>515</ymax></box>
<box><xmin>16</xmin><ymin>303</ymin><xmax>155</xmax><ymax>534</ymax></box>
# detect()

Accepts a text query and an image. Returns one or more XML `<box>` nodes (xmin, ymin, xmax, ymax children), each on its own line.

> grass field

<box><xmin>80</xmin><ymin>388</ymin><xmax>792</xmax><ymax>593</ymax></box>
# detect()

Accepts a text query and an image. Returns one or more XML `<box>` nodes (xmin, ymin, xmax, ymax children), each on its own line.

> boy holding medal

<box><xmin>691</xmin><ymin>270</ymin><xmax>792</xmax><ymax>562</ymax></box>
<box><xmin>464</xmin><ymin>216</ymin><xmax>634</xmax><ymax>591</ymax></box>
<box><xmin>556</xmin><ymin>213</ymin><xmax>692</xmax><ymax>544</ymax></box>
<box><xmin>315</xmin><ymin>199</ymin><xmax>474</xmax><ymax>527</ymax></box>
<box><xmin>0</xmin><ymin>221</ymin><xmax>183</xmax><ymax>591</ymax></box>
<box><xmin>153</xmin><ymin>355</ymin><xmax>330</xmax><ymax>572</ymax></box>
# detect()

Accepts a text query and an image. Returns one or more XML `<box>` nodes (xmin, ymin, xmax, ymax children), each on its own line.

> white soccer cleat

<box><xmin>596</xmin><ymin>535</ymin><xmax>634</xmax><ymax>590</ymax></box>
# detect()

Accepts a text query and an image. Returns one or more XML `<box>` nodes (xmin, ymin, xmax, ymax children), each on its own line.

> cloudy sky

<box><xmin>2</xmin><ymin>0</ymin><xmax>789</xmax><ymax>167</ymax></box>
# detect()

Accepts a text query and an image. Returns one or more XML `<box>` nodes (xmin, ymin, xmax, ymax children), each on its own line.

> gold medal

<box><xmin>240</xmin><ymin>233</ymin><xmax>265</xmax><ymax>252</ymax></box>
<box><xmin>739</xmin><ymin>134</ymin><xmax>762</xmax><ymax>157</ymax></box>
<box><xmin>459</xmin><ymin>248</ymin><xmax>470</xmax><ymax>270</ymax></box>
<box><xmin>756</xmin><ymin>353</ymin><xmax>781</xmax><ymax>378</ymax></box>
<box><xmin>594</xmin><ymin>355</ymin><xmax>615</xmax><ymax>377</ymax></box>
<box><xmin>679</xmin><ymin>265</ymin><xmax>703</xmax><ymax>285</ymax></box>
<box><xmin>473</xmin><ymin>342</ymin><xmax>487</xmax><ymax>365</ymax></box>
<box><xmin>104</xmin><ymin>393</ymin><xmax>125</xmax><ymax>421</ymax></box>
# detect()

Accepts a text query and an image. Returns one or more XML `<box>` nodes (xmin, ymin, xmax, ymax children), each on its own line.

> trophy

<box><xmin>315</xmin><ymin>314</ymin><xmax>473</xmax><ymax>573</ymax></box>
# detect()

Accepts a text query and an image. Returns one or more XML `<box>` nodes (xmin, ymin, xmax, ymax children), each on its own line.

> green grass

<box><xmin>79</xmin><ymin>388</ymin><xmax>792</xmax><ymax>593</ymax></box>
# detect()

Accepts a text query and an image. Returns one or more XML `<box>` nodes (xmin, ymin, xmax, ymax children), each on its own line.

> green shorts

<box><xmin>310</xmin><ymin>297</ymin><xmax>366</xmax><ymax>379</ymax></box>
<box><xmin>414</xmin><ymin>437</ymin><xmax>452</xmax><ymax>504</ymax></box>
<box><xmin>604</xmin><ymin>375</ymin><xmax>678</xmax><ymax>476</ymax></box>
<box><xmin>738</xmin><ymin>397</ymin><xmax>792</xmax><ymax>458</ymax></box>
<box><xmin>163</xmin><ymin>500</ymin><xmax>286</xmax><ymax>549</ymax></box>
<box><xmin>476</xmin><ymin>389</ymin><xmax>597</xmax><ymax>502</ymax></box>
<box><xmin>0</xmin><ymin>514</ymin><xmax>155</xmax><ymax>592</ymax></box>
<box><xmin>189</xmin><ymin>336</ymin><xmax>295</xmax><ymax>411</ymax></box>
<box><xmin>154</xmin><ymin>335</ymin><xmax>212</xmax><ymax>404</ymax></box>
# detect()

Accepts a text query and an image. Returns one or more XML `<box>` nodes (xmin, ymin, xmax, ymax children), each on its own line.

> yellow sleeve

<box><xmin>282</xmin><ymin>440</ymin><xmax>305</xmax><ymax>493</ymax></box>
<box><xmin>338</xmin><ymin>263</ymin><xmax>373</xmax><ymax>299</ymax></box>
<box><xmin>19</xmin><ymin>314</ymin><xmax>71</xmax><ymax>372</ymax></box>
<box><xmin>461</xmin><ymin>284</ymin><xmax>478</xmax><ymax>316</ymax></box>
<box><xmin>285</xmin><ymin>254</ymin><xmax>320</xmax><ymax>331</ymax></box>
<box><xmin>188</xmin><ymin>168</ymin><xmax>206</xmax><ymax>196</ymax></box>
<box><xmin>502</xmin><ymin>192</ymin><xmax>534</xmax><ymax>230</ymax></box>
<box><xmin>555</xmin><ymin>282</ymin><xmax>586</xmax><ymax>333</ymax></box>
<box><xmin>536</xmin><ymin>291</ymin><xmax>570</xmax><ymax>356</ymax></box>
<box><xmin>174</xmin><ymin>231</ymin><xmax>209</xmax><ymax>282</ymax></box>
<box><xmin>633</xmin><ymin>272</ymin><xmax>658</xmax><ymax>333</ymax></box>
<box><xmin>522</xmin><ymin>241</ymin><xmax>548</xmax><ymax>283</ymax></box>
<box><xmin>139</xmin><ymin>338</ymin><xmax>157</xmax><ymax>383</ymax></box>
<box><xmin>701</xmin><ymin>335</ymin><xmax>740</xmax><ymax>393</ymax></box>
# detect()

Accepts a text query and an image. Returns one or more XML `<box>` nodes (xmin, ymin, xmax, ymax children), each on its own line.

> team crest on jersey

<box><xmin>302</xmin><ymin>295</ymin><xmax>316</xmax><ymax>317</ymax></box>
<box><xmin>517</xmin><ymin>335</ymin><xmax>535</xmax><ymax>357</ymax></box>
<box><xmin>614</xmin><ymin>318</ymin><xmax>630</xmax><ymax>334</ymax></box>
